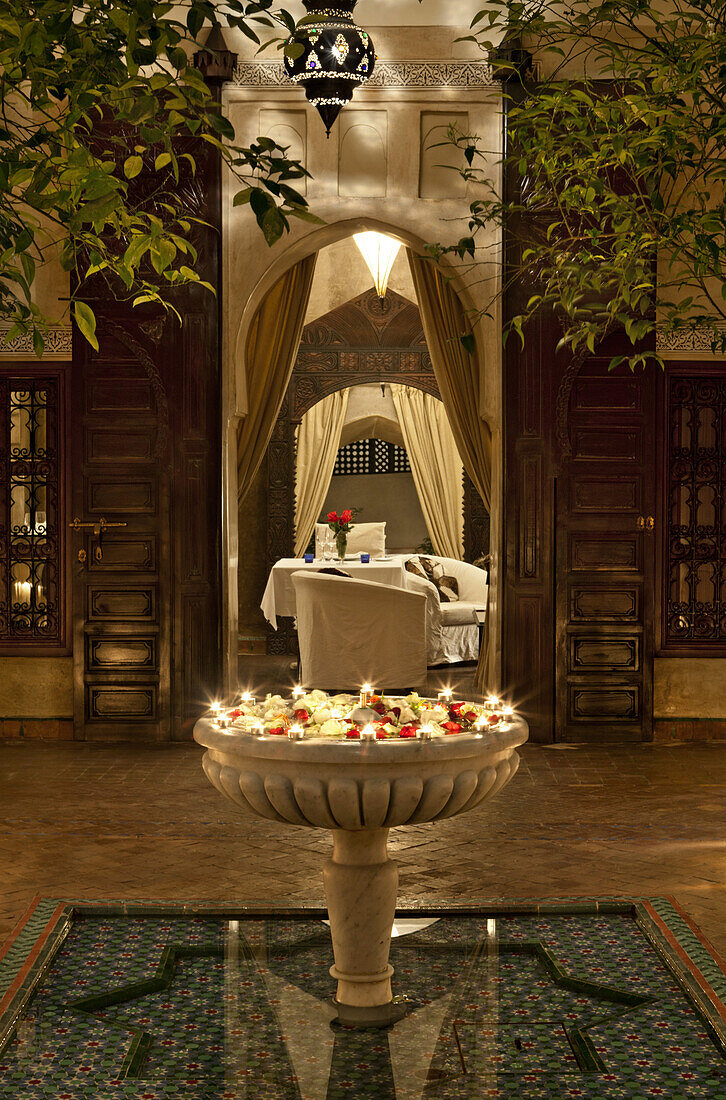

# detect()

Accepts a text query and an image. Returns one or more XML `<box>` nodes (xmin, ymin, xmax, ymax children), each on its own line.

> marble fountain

<box><xmin>194</xmin><ymin>689</ymin><xmax>528</xmax><ymax>1026</ymax></box>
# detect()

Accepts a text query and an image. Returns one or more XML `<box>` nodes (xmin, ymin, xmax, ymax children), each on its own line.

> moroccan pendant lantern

<box><xmin>283</xmin><ymin>1</ymin><xmax>376</xmax><ymax>137</ymax></box>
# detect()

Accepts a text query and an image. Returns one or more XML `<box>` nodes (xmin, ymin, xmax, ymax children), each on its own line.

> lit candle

<box><xmin>361</xmin><ymin>723</ymin><xmax>376</xmax><ymax>742</ymax></box>
<box><xmin>474</xmin><ymin>716</ymin><xmax>486</xmax><ymax>733</ymax></box>
<box><xmin>291</xmin><ymin>685</ymin><xmax>305</xmax><ymax>701</ymax></box>
<box><xmin>13</xmin><ymin>580</ymin><xmax>32</xmax><ymax>605</ymax></box>
<box><xmin>288</xmin><ymin>724</ymin><xmax>305</xmax><ymax>741</ymax></box>
<box><xmin>437</xmin><ymin>688</ymin><xmax>454</xmax><ymax>704</ymax></box>
<box><xmin>359</xmin><ymin>684</ymin><xmax>374</xmax><ymax>707</ymax></box>
<box><xmin>419</xmin><ymin>724</ymin><xmax>433</xmax><ymax>741</ymax></box>
<box><xmin>239</xmin><ymin>691</ymin><xmax>255</xmax><ymax>707</ymax></box>
<box><xmin>253</xmin><ymin>722</ymin><xmax>264</xmax><ymax>737</ymax></box>
<box><xmin>210</xmin><ymin>701</ymin><xmax>222</xmax><ymax>716</ymax></box>
<box><xmin>485</xmin><ymin>694</ymin><xmax>500</xmax><ymax>711</ymax></box>
<box><xmin>503</xmin><ymin>705</ymin><xmax>514</xmax><ymax>718</ymax></box>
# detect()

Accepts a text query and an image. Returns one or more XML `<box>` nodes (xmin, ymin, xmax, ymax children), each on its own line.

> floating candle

<box><xmin>288</xmin><ymin>724</ymin><xmax>305</xmax><ymax>741</ymax></box>
<box><xmin>361</xmin><ymin>723</ymin><xmax>376</xmax><ymax>742</ymax></box>
<box><xmin>437</xmin><ymin>688</ymin><xmax>453</xmax><ymax>704</ymax></box>
<box><xmin>210</xmin><ymin>701</ymin><xmax>222</xmax><ymax>715</ymax></box>
<box><xmin>419</xmin><ymin>725</ymin><xmax>433</xmax><ymax>741</ymax></box>
<box><xmin>239</xmin><ymin>691</ymin><xmax>255</xmax><ymax>706</ymax></box>
<box><xmin>291</xmin><ymin>685</ymin><xmax>306</xmax><ymax>700</ymax></box>
<box><xmin>503</xmin><ymin>706</ymin><xmax>514</xmax><ymax>717</ymax></box>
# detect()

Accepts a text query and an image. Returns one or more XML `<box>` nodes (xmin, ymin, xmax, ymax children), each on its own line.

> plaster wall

<box><xmin>305</xmin><ymin>240</ymin><xmax>415</xmax><ymax>324</ymax></box>
<box><xmin>654</xmin><ymin>658</ymin><xmax>726</xmax><ymax>719</ymax></box>
<box><xmin>0</xmin><ymin>657</ymin><xmax>73</xmax><ymax>717</ymax></box>
<box><xmin>322</xmin><ymin>473</ymin><xmax>428</xmax><ymax>554</ymax></box>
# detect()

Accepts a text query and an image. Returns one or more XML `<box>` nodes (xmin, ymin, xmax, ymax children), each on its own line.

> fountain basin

<box><xmin>194</xmin><ymin>713</ymin><xmax>528</xmax><ymax>1024</ymax></box>
<box><xmin>195</xmin><ymin>717</ymin><xmax>527</xmax><ymax>830</ymax></box>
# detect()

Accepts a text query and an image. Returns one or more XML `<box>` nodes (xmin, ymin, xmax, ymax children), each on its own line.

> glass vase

<box><xmin>336</xmin><ymin>532</ymin><xmax>347</xmax><ymax>560</ymax></box>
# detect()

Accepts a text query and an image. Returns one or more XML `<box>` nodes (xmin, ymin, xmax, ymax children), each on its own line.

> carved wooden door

<box><xmin>71</xmin><ymin>322</ymin><xmax>172</xmax><ymax>739</ymax></box>
<box><xmin>555</xmin><ymin>358</ymin><xmax>657</xmax><ymax>740</ymax></box>
<box><xmin>69</xmin><ymin>141</ymin><xmax>222</xmax><ymax>741</ymax></box>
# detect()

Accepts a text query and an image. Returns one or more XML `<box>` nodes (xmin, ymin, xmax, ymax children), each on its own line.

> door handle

<box><xmin>69</xmin><ymin>517</ymin><xmax>128</xmax><ymax>562</ymax></box>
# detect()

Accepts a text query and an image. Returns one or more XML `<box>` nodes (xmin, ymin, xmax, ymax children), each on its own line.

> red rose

<box><xmin>375</xmin><ymin>727</ymin><xmax>388</xmax><ymax>740</ymax></box>
<box><xmin>346</xmin><ymin>728</ymin><xmax>361</xmax><ymax>739</ymax></box>
<box><xmin>450</xmin><ymin>702</ymin><xmax>464</xmax><ymax>714</ymax></box>
<box><xmin>341</xmin><ymin>509</ymin><xmax>353</xmax><ymax>523</ymax></box>
<box><xmin>399</xmin><ymin>725</ymin><xmax>418</xmax><ymax>738</ymax></box>
<box><xmin>487</xmin><ymin>714</ymin><xmax>501</xmax><ymax>725</ymax></box>
<box><xmin>268</xmin><ymin>726</ymin><xmax>286</xmax><ymax>736</ymax></box>
<box><xmin>442</xmin><ymin>721</ymin><xmax>462</xmax><ymax>735</ymax></box>
<box><xmin>463</xmin><ymin>710</ymin><xmax>478</xmax><ymax>722</ymax></box>
<box><xmin>327</xmin><ymin>511</ymin><xmax>338</xmax><ymax>523</ymax></box>
<box><xmin>227</xmin><ymin>709</ymin><xmax>242</xmax><ymax>719</ymax></box>
<box><xmin>294</xmin><ymin>709</ymin><xmax>309</xmax><ymax>722</ymax></box>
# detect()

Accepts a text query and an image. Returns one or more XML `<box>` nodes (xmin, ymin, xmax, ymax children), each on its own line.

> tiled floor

<box><xmin>1</xmin><ymin>731</ymin><xmax>726</xmax><ymax>966</ymax></box>
<box><xmin>3</xmin><ymin>901</ymin><xmax>726</xmax><ymax>1097</ymax></box>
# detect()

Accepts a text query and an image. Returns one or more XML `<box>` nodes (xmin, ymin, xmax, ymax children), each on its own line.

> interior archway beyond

<box><xmin>236</xmin><ymin>239</ymin><xmax>491</xmax><ymax>654</ymax></box>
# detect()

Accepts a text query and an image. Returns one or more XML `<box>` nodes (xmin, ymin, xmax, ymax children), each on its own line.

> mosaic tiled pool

<box><xmin>1</xmin><ymin>898</ymin><xmax>726</xmax><ymax>1098</ymax></box>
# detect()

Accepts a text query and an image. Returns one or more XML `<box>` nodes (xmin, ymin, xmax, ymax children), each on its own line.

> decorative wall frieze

<box><xmin>232</xmin><ymin>59</ymin><xmax>493</xmax><ymax>89</ymax></box>
<box><xmin>0</xmin><ymin>326</ymin><xmax>72</xmax><ymax>359</ymax></box>
<box><xmin>656</xmin><ymin>326</ymin><xmax>726</xmax><ymax>355</ymax></box>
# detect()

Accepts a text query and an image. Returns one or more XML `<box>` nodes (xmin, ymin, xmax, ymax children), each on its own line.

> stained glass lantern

<box><xmin>284</xmin><ymin>1</ymin><xmax>376</xmax><ymax>137</ymax></box>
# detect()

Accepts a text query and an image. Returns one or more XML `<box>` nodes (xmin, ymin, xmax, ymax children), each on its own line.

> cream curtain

<box><xmin>390</xmin><ymin>384</ymin><xmax>463</xmax><ymax>560</ymax></box>
<box><xmin>237</xmin><ymin>254</ymin><xmax>317</xmax><ymax>504</ymax></box>
<box><xmin>294</xmin><ymin>389</ymin><xmax>350</xmax><ymax>557</ymax></box>
<box><xmin>407</xmin><ymin>250</ymin><xmax>492</xmax><ymax>691</ymax></box>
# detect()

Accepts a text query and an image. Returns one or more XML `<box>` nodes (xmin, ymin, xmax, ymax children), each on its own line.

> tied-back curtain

<box><xmin>407</xmin><ymin>250</ymin><xmax>492</xmax><ymax>512</ymax></box>
<box><xmin>390</xmin><ymin>384</ymin><xmax>464</xmax><ymax>560</ymax></box>
<box><xmin>237</xmin><ymin>254</ymin><xmax>317</xmax><ymax>504</ymax></box>
<box><xmin>294</xmin><ymin>388</ymin><xmax>350</xmax><ymax>557</ymax></box>
<box><xmin>407</xmin><ymin>249</ymin><xmax>492</xmax><ymax>691</ymax></box>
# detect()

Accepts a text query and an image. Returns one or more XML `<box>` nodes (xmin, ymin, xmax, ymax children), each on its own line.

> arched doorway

<box><xmin>224</xmin><ymin>223</ymin><xmax>502</xmax><ymax>694</ymax></box>
<box><xmin>260</xmin><ymin>285</ymin><xmax>489</xmax><ymax>654</ymax></box>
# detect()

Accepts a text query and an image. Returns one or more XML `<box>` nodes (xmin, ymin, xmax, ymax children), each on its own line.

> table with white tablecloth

<box><xmin>260</xmin><ymin>557</ymin><xmax>408</xmax><ymax>629</ymax></box>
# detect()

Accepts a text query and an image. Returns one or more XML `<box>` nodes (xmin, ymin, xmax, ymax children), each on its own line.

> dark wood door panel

<box><xmin>71</xmin><ymin>136</ymin><xmax>222</xmax><ymax>741</ymax></box>
<box><xmin>568</xmin><ymin>633</ymin><xmax>640</xmax><ymax>673</ymax></box>
<box><xmin>570</xmin><ymin>584</ymin><xmax>641</xmax><ymax>623</ymax></box>
<box><xmin>569</xmin><ymin>684</ymin><xmax>640</xmax><ymax>721</ymax></box>
<box><xmin>555</xmin><ymin>359</ymin><xmax>656</xmax><ymax>742</ymax></box>
<box><xmin>86</xmin><ymin>636</ymin><xmax>158</xmax><ymax>672</ymax></box>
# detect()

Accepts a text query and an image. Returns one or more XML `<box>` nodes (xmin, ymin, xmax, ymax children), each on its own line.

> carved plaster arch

<box><xmin>232</xmin><ymin>217</ymin><xmax>486</xmax><ymax>420</ymax></box>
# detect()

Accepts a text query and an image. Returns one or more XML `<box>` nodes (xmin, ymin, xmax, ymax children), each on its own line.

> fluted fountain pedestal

<box><xmin>194</xmin><ymin>711</ymin><xmax>528</xmax><ymax>1027</ymax></box>
<box><xmin>324</xmin><ymin>828</ymin><xmax>400</xmax><ymax>1024</ymax></box>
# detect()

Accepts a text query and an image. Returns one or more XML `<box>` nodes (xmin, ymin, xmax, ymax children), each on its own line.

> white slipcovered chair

<box><xmin>403</xmin><ymin>556</ymin><xmax>488</xmax><ymax>665</ymax></box>
<box><xmin>314</xmin><ymin>521</ymin><xmax>386</xmax><ymax>559</ymax></box>
<box><xmin>292</xmin><ymin>571</ymin><xmax>427</xmax><ymax>691</ymax></box>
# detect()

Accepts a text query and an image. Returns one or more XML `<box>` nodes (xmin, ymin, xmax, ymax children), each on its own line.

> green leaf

<box><xmin>73</xmin><ymin>301</ymin><xmax>98</xmax><ymax>351</ymax></box>
<box><xmin>460</xmin><ymin>332</ymin><xmax>476</xmax><ymax>355</ymax></box>
<box><xmin>124</xmin><ymin>155</ymin><xmax>143</xmax><ymax>179</ymax></box>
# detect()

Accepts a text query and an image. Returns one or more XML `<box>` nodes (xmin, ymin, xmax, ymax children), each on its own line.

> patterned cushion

<box><xmin>405</xmin><ymin>556</ymin><xmax>459</xmax><ymax>603</ymax></box>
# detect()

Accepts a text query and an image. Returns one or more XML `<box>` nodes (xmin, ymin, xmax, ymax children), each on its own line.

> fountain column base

<box><xmin>324</xmin><ymin>827</ymin><xmax>399</xmax><ymax>1022</ymax></box>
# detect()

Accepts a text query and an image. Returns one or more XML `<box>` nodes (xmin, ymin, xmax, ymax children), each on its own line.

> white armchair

<box><xmin>315</xmin><ymin>521</ymin><xmax>386</xmax><ymax>558</ymax></box>
<box><xmin>292</xmin><ymin>571</ymin><xmax>427</xmax><ymax>690</ymax></box>
<box><xmin>403</xmin><ymin>556</ymin><xmax>488</xmax><ymax>665</ymax></box>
